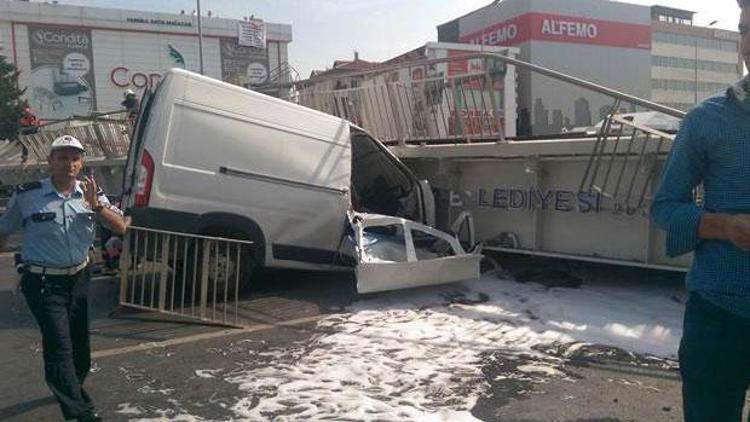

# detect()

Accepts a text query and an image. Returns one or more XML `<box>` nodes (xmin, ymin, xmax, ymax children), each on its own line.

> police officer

<box><xmin>120</xmin><ymin>89</ymin><xmax>139</xmax><ymax>120</ymax></box>
<box><xmin>0</xmin><ymin>135</ymin><xmax>126</xmax><ymax>422</ymax></box>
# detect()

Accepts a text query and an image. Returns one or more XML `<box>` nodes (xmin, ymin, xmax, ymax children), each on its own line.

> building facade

<box><xmin>438</xmin><ymin>0</ymin><xmax>741</xmax><ymax>136</ymax></box>
<box><xmin>650</xmin><ymin>6</ymin><xmax>741</xmax><ymax>111</ymax></box>
<box><xmin>0</xmin><ymin>0</ymin><xmax>292</xmax><ymax>120</ymax></box>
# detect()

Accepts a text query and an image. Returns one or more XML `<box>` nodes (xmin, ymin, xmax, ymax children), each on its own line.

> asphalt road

<box><xmin>0</xmin><ymin>255</ymin><xmax>733</xmax><ymax>422</ymax></box>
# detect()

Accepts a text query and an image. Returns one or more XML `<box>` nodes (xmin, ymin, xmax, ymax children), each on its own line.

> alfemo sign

<box><xmin>473</xmin><ymin>23</ymin><xmax>519</xmax><ymax>45</ymax></box>
<box><xmin>540</xmin><ymin>19</ymin><xmax>598</xmax><ymax>39</ymax></box>
<box><xmin>460</xmin><ymin>12</ymin><xmax>652</xmax><ymax>50</ymax></box>
<box><xmin>473</xmin><ymin>19</ymin><xmax>597</xmax><ymax>45</ymax></box>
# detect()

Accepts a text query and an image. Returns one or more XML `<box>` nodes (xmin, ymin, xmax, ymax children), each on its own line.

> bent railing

<box><xmin>283</xmin><ymin>52</ymin><xmax>688</xmax><ymax>213</ymax></box>
<box><xmin>119</xmin><ymin>226</ymin><xmax>254</xmax><ymax>328</ymax></box>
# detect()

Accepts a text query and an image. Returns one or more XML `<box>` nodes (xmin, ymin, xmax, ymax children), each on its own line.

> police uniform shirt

<box><xmin>0</xmin><ymin>178</ymin><xmax>123</xmax><ymax>268</ymax></box>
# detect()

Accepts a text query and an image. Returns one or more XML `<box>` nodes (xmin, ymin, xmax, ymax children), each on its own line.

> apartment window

<box><xmin>652</xmin><ymin>55</ymin><xmax>738</xmax><ymax>74</ymax></box>
<box><xmin>653</xmin><ymin>32</ymin><xmax>738</xmax><ymax>52</ymax></box>
<box><xmin>652</xmin><ymin>78</ymin><xmax>730</xmax><ymax>92</ymax></box>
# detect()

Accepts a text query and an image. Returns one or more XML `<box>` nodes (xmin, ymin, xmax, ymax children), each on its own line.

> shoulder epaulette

<box><xmin>15</xmin><ymin>181</ymin><xmax>42</xmax><ymax>193</ymax></box>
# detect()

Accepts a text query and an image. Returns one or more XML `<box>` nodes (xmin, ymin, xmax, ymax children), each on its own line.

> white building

<box><xmin>438</xmin><ymin>0</ymin><xmax>741</xmax><ymax>135</ymax></box>
<box><xmin>0</xmin><ymin>0</ymin><xmax>293</xmax><ymax>120</ymax></box>
<box><xmin>650</xmin><ymin>6</ymin><xmax>742</xmax><ymax>111</ymax></box>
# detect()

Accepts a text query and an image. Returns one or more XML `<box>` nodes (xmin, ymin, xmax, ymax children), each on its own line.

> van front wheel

<box><xmin>181</xmin><ymin>234</ymin><xmax>255</xmax><ymax>303</ymax></box>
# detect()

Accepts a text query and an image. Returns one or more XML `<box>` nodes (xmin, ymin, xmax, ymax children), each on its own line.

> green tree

<box><xmin>0</xmin><ymin>56</ymin><xmax>26</xmax><ymax>141</ymax></box>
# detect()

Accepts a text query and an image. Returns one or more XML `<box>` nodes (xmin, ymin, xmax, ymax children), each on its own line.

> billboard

<box><xmin>27</xmin><ymin>24</ymin><xmax>97</xmax><ymax>120</ymax></box>
<box><xmin>220</xmin><ymin>37</ymin><xmax>269</xmax><ymax>87</ymax></box>
<box><xmin>237</xmin><ymin>20</ymin><xmax>266</xmax><ymax>49</ymax></box>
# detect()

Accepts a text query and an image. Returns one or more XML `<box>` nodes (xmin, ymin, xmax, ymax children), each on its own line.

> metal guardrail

<box><xmin>292</xmin><ymin>55</ymin><xmax>513</xmax><ymax>145</ymax></box>
<box><xmin>288</xmin><ymin>52</ymin><xmax>687</xmax><ymax>120</ymax></box>
<box><xmin>284</xmin><ymin>52</ymin><xmax>690</xmax><ymax>213</ymax></box>
<box><xmin>579</xmin><ymin>112</ymin><xmax>676</xmax><ymax>215</ymax></box>
<box><xmin>119</xmin><ymin>226</ymin><xmax>254</xmax><ymax>327</ymax></box>
<box><xmin>296</xmin><ymin>69</ymin><xmax>507</xmax><ymax>144</ymax></box>
<box><xmin>14</xmin><ymin>111</ymin><xmax>132</xmax><ymax>164</ymax></box>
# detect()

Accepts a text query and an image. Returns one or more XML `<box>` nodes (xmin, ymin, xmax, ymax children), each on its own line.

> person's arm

<box><xmin>697</xmin><ymin>213</ymin><xmax>750</xmax><ymax>250</ymax></box>
<box><xmin>650</xmin><ymin>114</ymin><xmax>708</xmax><ymax>257</ymax></box>
<box><xmin>651</xmin><ymin>114</ymin><xmax>750</xmax><ymax>253</ymax></box>
<box><xmin>81</xmin><ymin>177</ymin><xmax>128</xmax><ymax>235</ymax></box>
<box><xmin>0</xmin><ymin>190</ymin><xmax>23</xmax><ymax>247</ymax></box>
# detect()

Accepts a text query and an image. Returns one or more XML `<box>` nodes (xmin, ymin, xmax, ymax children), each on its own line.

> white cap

<box><xmin>124</xmin><ymin>89</ymin><xmax>135</xmax><ymax>97</ymax></box>
<box><xmin>50</xmin><ymin>135</ymin><xmax>86</xmax><ymax>152</ymax></box>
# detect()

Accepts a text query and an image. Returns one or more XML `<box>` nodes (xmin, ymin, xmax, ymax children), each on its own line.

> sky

<box><xmin>50</xmin><ymin>0</ymin><xmax>742</xmax><ymax>78</ymax></box>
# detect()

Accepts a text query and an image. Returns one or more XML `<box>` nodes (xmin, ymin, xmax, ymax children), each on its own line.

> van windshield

<box><xmin>350</xmin><ymin>131</ymin><xmax>421</xmax><ymax>222</ymax></box>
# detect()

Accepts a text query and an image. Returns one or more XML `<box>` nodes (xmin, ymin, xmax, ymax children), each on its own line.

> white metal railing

<box><xmin>579</xmin><ymin>110</ymin><xmax>677</xmax><ymax>215</ymax></box>
<box><xmin>15</xmin><ymin>111</ymin><xmax>132</xmax><ymax>164</ymax></box>
<box><xmin>296</xmin><ymin>69</ymin><xmax>507</xmax><ymax>144</ymax></box>
<box><xmin>119</xmin><ymin>226</ymin><xmax>254</xmax><ymax>327</ymax></box>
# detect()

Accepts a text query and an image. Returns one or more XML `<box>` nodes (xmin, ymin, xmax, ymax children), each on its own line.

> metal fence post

<box><xmin>200</xmin><ymin>239</ymin><xmax>211</xmax><ymax>319</ymax></box>
<box><xmin>158</xmin><ymin>235</ymin><xmax>170</xmax><ymax>311</ymax></box>
<box><xmin>119</xmin><ymin>230</ymin><xmax>131</xmax><ymax>305</ymax></box>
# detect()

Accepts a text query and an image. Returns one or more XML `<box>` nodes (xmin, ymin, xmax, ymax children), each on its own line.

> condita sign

<box><xmin>460</xmin><ymin>12</ymin><xmax>651</xmax><ymax>50</ymax></box>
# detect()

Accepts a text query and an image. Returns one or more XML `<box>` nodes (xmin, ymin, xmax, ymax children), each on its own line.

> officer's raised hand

<box><xmin>81</xmin><ymin>175</ymin><xmax>99</xmax><ymax>209</ymax></box>
<box><xmin>81</xmin><ymin>175</ymin><xmax>128</xmax><ymax>235</ymax></box>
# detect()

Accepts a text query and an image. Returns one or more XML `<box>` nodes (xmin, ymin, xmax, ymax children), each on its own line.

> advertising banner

<box><xmin>220</xmin><ymin>37</ymin><xmax>269</xmax><ymax>87</ymax></box>
<box><xmin>27</xmin><ymin>24</ymin><xmax>97</xmax><ymax>119</ymax></box>
<box><xmin>237</xmin><ymin>20</ymin><xmax>266</xmax><ymax>49</ymax></box>
<box><xmin>459</xmin><ymin>13</ymin><xmax>652</xmax><ymax>50</ymax></box>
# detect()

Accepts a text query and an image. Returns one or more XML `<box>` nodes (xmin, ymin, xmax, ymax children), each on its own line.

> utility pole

<box><xmin>197</xmin><ymin>0</ymin><xmax>204</xmax><ymax>75</ymax></box>
<box><xmin>694</xmin><ymin>20</ymin><xmax>718</xmax><ymax>105</ymax></box>
<box><xmin>694</xmin><ymin>37</ymin><xmax>698</xmax><ymax>105</ymax></box>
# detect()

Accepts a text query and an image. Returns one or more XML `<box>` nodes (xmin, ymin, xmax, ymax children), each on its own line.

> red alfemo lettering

<box><xmin>470</xmin><ymin>24</ymin><xmax>518</xmax><ymax>45</ymax></box>
<box><xmin>541</xmin><ymin>19</ymin><xmax>598</xmax><ymax>39</ymax></box>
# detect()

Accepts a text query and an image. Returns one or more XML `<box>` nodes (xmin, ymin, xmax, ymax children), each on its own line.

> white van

<box><xmin>121</xmin><ymin>69</ymin><xmax>479</xmax><ymax>293</ymax></box>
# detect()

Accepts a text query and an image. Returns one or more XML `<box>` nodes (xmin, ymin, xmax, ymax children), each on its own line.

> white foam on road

<box><xmin>216</xmin><ymin>274</ymin><xmax>683</xmax><ymax>421</ymax></box>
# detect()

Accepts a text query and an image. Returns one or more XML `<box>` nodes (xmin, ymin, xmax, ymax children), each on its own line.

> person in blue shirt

<box><xmin>651</xmin><ymin>2</ymin><xmax>750</xmax><ymax>420</ymax></box>
<box><xmin>0</xmin><ymin>135</ymin><xmax>126</xmax><ymax>422</ymax></box>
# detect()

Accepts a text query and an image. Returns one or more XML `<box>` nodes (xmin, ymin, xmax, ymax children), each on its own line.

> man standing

<box><xmin>0</xmin><ymin>135</ymin><xmax>127</xmax><ymax>421</ymax></box>
<box><xmin>120</xmin><ymin>89</ymin><xmax>140</xmax><ymax>120</ymax></box>
<box><xmin>651</xmin><ymin>2</ymin><xmax>750</xmax><ymax>420</ymax></box>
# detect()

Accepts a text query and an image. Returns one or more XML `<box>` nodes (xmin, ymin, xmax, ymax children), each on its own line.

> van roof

<box><xmin>165</xmin><ymin>68</ymin><xmax>351</xmax><ymax>127</ymax></box>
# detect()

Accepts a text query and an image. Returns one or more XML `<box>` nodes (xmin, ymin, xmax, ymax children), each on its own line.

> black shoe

<box><xmin>77</xmin><ymin>411</ymin><xmax>103</xmax><ymax>422</ymax></box>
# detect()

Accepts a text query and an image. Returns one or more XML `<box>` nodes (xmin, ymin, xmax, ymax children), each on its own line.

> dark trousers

<box><xmin>21</xmin><ymin>270</ymin><xmax>94</xmax><ymax>420</ymax></box>
<box><xmin>680</xmin><ymin>292</ymin><xmax>750</xmax><ymax>422</ymax></box>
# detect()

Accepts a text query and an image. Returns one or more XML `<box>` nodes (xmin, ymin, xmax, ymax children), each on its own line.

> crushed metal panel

<box><xmin>351</xmin><ymin>212</ymin><xmax>481</xmax><ymax>294</ymax></box>
<box><xmin>356</xmin><ymin>254</ymin><xmax>482</xmax><ymax>294</ymax></box>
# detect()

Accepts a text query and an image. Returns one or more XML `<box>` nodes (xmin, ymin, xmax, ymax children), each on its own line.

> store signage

<box><xmin>466</xmin><ymin>22</ymin><xmax>519</xmax><ymax>46</ymax></box>
<box><xmin>110</xmin><ymin>66</ymin><xmax>162</xmax><ymax>90</ymax></box>
<box><xmin>238</xmin><ymin>20</ymin><xmax>266</xmax><ymax>49</ymax></box>
<box><xmin>110</xmin><ymin>45</ymin><xmax>185</xmax><ymax>90</ymax></box>
<box><xmin>450</xmin><ymin>187</ymin><xmax>603</xmax><ymax>214</ymax></box>
<box><xmin>31</xmin><ymin>30</ymin><xmax>90</xmax><ymax>48</ymax></box>
<box><xmin>540</xmin><ymin>19</ymin><xmax>597</xmax><ymax>39</ymax></box>
<box><xmin>221</xmin><ymin>37</ymin><xmax>269</xmax><ymax>86</ymax></box>
<box><xmin>460</xmin><ymin>12</ymin><xmax>651</xmax><ymax>50</ymax></box>
<box><xmin>126</xmin><ymin>17</ymin><xmax>192</xmax><ymax>27</ymax></box>
<box><xmin>27</xmin><ymin>24</ymin><xmax>97</xmax><ymax>120</ymax></box>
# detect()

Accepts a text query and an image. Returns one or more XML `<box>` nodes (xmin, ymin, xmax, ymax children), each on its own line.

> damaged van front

<box><xmin>349</xmin><ymin>212</ymin><xmax>482</xmax><ymax>294</ymax></box>
<box><xmin>348</xmin><ymin>129</ymin><xmax>481</xmax><ymax>293</ymax></box>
